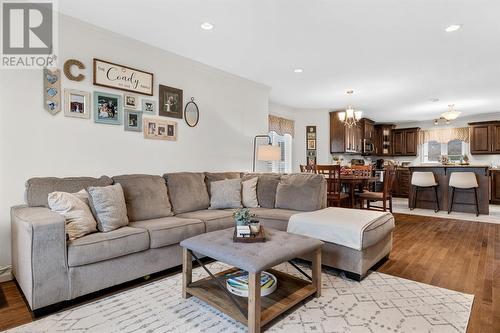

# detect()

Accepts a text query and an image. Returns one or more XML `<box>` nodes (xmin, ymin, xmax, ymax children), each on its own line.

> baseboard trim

<box><xmin>0</xmin><ymin>268</ymin><xmax>13</xmax><ymax>283</ymax></box>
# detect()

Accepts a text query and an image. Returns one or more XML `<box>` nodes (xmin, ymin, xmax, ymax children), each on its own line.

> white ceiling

<box><xmin>60</xmin><ymin>0</ymin><xmax>500</xmax><ymax>122</ymax></box>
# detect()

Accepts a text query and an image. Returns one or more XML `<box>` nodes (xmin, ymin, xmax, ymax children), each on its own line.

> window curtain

<box><xmin>419</xmin><ymin>127</ymin><xmax>469</xmax><ymax>144</ymax></box>
<box><xmin>268</xmin><ymin>115</ymin><xmax>295</xmax><ymax>137</ymax></box>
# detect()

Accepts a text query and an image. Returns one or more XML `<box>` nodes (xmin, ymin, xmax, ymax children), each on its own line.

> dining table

<box><xmin>339</xmin><ymin>174</ymin><xmax>380</xmax><ymax>208</ymax></box>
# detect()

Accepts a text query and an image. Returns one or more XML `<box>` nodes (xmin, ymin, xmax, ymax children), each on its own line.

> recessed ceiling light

<box><xmin>445</xmin><ymin>24</ymin><xmax>461</xmax><ymax>32</ymax></box>
<box><xmin>430</xmin><ymin>98</ymin><xmax>440</xmax><ymax>102</ymax></box>
<box><xmin>293</xmin><ymin>68</ymin><xmax>303</xmax><ymax>73</ymax></box>
<box><xmin>200</xmin><ymin>22</ymin><xmax>214</xmax><ymax>30</ymax></box>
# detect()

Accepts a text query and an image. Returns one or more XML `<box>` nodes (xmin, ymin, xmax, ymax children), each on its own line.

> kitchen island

<box><xmin>408</xmin><ymin>165</ymin><xmax>490</xmax><ymax>215</ymax></box>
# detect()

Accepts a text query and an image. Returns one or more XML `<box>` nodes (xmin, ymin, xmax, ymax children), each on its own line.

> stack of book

<box><xmin>236</xmin><ymin>225</ymin><xmax>251</xmax><ymax>237</ymax></box>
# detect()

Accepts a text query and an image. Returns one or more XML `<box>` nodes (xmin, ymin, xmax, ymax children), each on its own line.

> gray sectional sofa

<box><xmin>11</xmin><ymin>172</ymin><xmax>327</xmax><ymax>313</ymax></box>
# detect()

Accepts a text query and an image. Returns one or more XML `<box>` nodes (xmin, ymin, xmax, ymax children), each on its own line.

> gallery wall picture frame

<box><xmin>306</xmin><ymin>126</ymin><xmax>317</xmax><ymax>166</ymax></box>
<box><xmin>124</xmin><ymin>110</ymin><xmax>143</xmax><ymax>132</ymax></box>
<box><xmin>93</xmin><ymin>58</ymin><xmax>154</xmax><ymax>96</ymax></box>
<box><xmin>64</xmin><ymin>89</ymin><xmax>91</xmax><ymax>119</ymax></box>
<box><xmin>159</xmin><ymin>84</ymin><xmax>183</xmax><ymax>119</ymax></box>
<box><xmin>124</xmin><ymin>94</ymin><xmax>138</xmax><ymax>109</ymax></box>
<box><xmin>142</xmin><ymin>99</ymin><xmax>156</xmax><ymax>114</ymax></box>
<box><xmin>43</xmin><ymin>68</ymin><xmax>61</xmax><ymax>115</ymax></box>
<box><xmin>93</xmin><ymin>91</ymin><xmax>123</xmax><ymax>125</ymax></box>
<box><xmin>143</xmin><ymin>117</ymin><xmax>177</xmax><ymax>141</ymax></box>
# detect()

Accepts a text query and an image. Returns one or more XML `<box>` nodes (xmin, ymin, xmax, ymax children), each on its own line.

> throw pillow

<box><xmin>48</xmin><ymin>190</ymin><xmax>97</xmax><ymax>240</ymax></box>
<box><xmin>275</xmin><ymin>173</ymin><xmax>325</xmax><ymax>211</ymax></box>
<box><xmin>87</xmin><ymin>184</ymin><xmax>129</xmax><ymax>232</ymax></box>
<box><xmin>242</xmin><ymin>177</ymin><xmax>259</xmax><ymax>208</ymax></box>
<box><xmin>209</xmin><ymin>179</ymin><xmax>243</xmax><ymax>209</ymax></box>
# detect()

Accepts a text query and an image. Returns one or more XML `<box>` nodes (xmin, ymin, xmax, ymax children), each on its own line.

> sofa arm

<box><xmin>11</xmin><ymin>205</ymin><xmax>69</xmax><ymax>310</ymax></box>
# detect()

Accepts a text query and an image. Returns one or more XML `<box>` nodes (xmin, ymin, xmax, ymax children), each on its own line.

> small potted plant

<box><xmin>463</xmin><ymin>154</ymin><xmax>470</xmax><ymax>165</ymax></box>
<box><xmin>233</xmin><ymin>208</ymin><xmax>260</xmax><ymax>233</ymax></box>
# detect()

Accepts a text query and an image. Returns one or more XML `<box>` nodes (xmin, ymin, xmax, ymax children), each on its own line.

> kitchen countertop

<box><xmin>408</xmin><ymin>165</ymin><xmax>490</xmax><ymax>168</ymax></box>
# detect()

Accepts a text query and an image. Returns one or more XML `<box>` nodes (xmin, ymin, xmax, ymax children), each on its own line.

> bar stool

<box><xmin>411</xmin><ymin>172</ymin><xmax>439</xmax><ymax>212</ymax></box>
<box><xmin>448</xmin><ymin>172</ymin><xmax>480</xmax><ymax>216</ymax></box>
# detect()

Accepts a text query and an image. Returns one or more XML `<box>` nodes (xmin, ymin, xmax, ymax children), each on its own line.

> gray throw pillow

<box><xmin>209</xmin><ymin>179</ymin><xmax>243</xmax><ymax>209</ymax></box>
<box><xmin>87</xmin><ymin>184</ymin><xmax>129</xmax><ymax>232</ymax></box>
<box><xmin>275</xmin><ymin>173</ymin><xmax>325</xmax><ymax>211</ymax></box>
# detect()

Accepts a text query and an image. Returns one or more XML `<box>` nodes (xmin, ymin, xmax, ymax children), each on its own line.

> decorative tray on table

<box><xmin>233</xmin><ymin>225</ymin><xmax>266</xmax><ymax>243</ymax></box>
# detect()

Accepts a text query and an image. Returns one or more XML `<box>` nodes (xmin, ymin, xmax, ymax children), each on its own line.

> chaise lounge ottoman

<box><xmin>287</xmin><ymin>207</ymin><xmax>395</xmax><ymax>280</ymax></box>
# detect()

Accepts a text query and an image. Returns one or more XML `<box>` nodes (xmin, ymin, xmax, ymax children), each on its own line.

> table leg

<box><xmin>182</xmin><ymin>248</ymin><xmax>192</xmax><ymax>299</ymax></box>
<box><xmin>312</xmin><ymin>247</ymin><xmax>322</xmax><ymax>297</ymax></box>
<box><xmin>248</xmin><ymin>271</ymin><xmax>261</xmax><ymax>333</ymax></box>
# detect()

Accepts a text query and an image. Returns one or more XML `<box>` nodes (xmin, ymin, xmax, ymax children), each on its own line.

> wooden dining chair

<box><xmin>358</xmin><ymin>164</ymin><xmax>396</xmax><ymax>212</ymax></box>
<box><xmin>316</xmin><ymin>165</ymin><xmax>349</xmax><ymax>207</ymax></box>
<box><xmin>300</xmin><ymin>164</ymin><xmax>316</xmax><ymax>173</ymax></box>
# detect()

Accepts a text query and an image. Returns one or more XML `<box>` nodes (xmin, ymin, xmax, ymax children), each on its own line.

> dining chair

<box><xmin>300</xmin><ymin>164</ymin><xmax>316</xmax><ymax>173</ymax></box>
<box><xmin>358</xmin><ymin>164</ymin><xmax>396</xmax><ymax>212</ymax></box>
<box><xmin>316</xmin><ymin>165</ymin><xmax>349</xmax><ymax>207</ymax></box>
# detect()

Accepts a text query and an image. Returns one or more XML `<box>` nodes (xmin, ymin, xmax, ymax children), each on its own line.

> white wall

<box><xmin>0</xmin><ymin>15</ymin><xmax>270</xmax><ymax>279</ymax></box>
<box><xmin>292</xmin><ymin>109</ymin><xmax>500</xmax><ymax>171</ymax></box>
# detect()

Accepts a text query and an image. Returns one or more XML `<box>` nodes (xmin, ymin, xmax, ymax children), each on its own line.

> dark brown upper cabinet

<box><xmin>469</xmin><ymin>121</ymin><xmax>500</xmax><ymax>154</ymax></box>
<box><xmin>329</xmin><ymin>111</ymin><xmax>366</xmax><ymax>154</ymax></box>
<box><xmin>391</xmin><ymin>127</ymin><xmax>420</xmax><ymax>156</ymax></box>
<box><xmin>374</xmin><ymin>124</ymin><xmax>395</xmax><ymax>156</ymax></box>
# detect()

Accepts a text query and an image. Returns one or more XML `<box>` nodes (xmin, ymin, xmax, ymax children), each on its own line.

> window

<box><xmin>268</xmin><ymin>131</ymin><xmax>292</xmax><ymax>173</ymax></box>
<box><xmin>422</xmin><ymin>140</ymin><xmax>465</xmax><ymax>163</ymax></box>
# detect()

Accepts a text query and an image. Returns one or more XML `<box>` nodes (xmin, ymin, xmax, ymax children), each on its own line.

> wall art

<box><xmin>63</xmin><ymin>59</ymin><xmax>86</xmax><ymax>82</ymax></box>
<box><xmin>306</xmin><ymin>126</ymin><xmax>317</xmax><ymax>166</ymax></box>
<box><xmin>93</xmin><ymin>58</ymin><xmax>154</xmax><ymax>96</ymax></box>
<box><xmin>93</xmin><ymin>91</ymin><xmax>122</xmax><ymax>125</ymax></box>
<box><xmin>124</xmin><ymin>94</ymin><xmax>138</xmax><ymax>109</ymax></box>
<box><xmin>142</xmin><ymin>99</ymin><xmax>156</xmax><ymax>114</ymax></box>
<box><xmin>64</xmin><ymin>89</ymin><xmax>91</xmax><ymax>119</ymax></box>
<box><xmin>143</xmin><ymin>117</ymin><xmax>177</xmax><ymax>141</ymax></box>
<box><xmin>124</xmin><ymin>110</ymin><xmax>143</xmax><ymax>132</ymax></box>
<box><xmin>43</xmin><ymin>68</ymin><xmax>61</xmax><ymax>115</ymax></box>
<box><xmin>159</xmin><ymin>84</ymin><xmax>183</xmax><ymax>119</ymax></box>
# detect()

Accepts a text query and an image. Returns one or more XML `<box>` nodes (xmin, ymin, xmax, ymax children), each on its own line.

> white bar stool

<box><xmin>411</xmin><ymin>171</ymin><xmax>439</xmax><ymax>212</ymax></box>
<box><xmin>448</xmin><ymin>172</ymin><xmax>479</xmax><ymax>216</ymax></box>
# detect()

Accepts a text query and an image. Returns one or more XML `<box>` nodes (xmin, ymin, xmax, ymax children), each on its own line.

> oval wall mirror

<box><xmin>184</xmin><ymin>97</ymin><xmax>199</xmax><ymax>127</ymax></box>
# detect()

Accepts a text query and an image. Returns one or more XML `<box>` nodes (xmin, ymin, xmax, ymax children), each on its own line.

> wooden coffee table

<box><xmin>180</xmin><ymin>228</ymin><xmax>323</xmax><ymax>333</ymax></box>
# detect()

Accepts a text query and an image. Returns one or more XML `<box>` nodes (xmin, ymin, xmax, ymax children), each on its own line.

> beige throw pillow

<box><xmin>242</xmin><ymin>177</ymin><xmax>259</xmax><ymax>208</ymax></box>
<box><xmin>48</xmin><ymin>190</ymin><xmax>97</xmax><ymax>240</ymax></box>
<box><xmin>209</xmin><ymin>179</ymin><xmax>243</xmax><ymax>209</ymax></box>
<box><xmin>87</xmin><ymin>184</ymin><xmax>129</xmax><ymax>232</ymax></box>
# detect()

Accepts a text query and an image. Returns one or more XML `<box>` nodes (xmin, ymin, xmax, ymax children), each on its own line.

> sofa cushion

<box><xmin>87</xmin><ymin>184</ymin><xmax>129</xmax><ymax>232</ymax></box>
<box><xmin>67</xmin><ymin>226</ymin><xmax>149</xmax><ymax>267</ymax></box>
<box><xmin>242</xmin><ymin>177</ymin><xmax>259</xmax><ymax>208</ymax></box>
<box><xmin>112</xmin><ymin>174</ymin><xmax>173</xmax><ymax>221</ymax></box>
<box><xmin>275</xmin><ymin>173</ymin><xmax>325</xmax><ymax>211</ymax></box>
<box><xmin>248</xmin><ymin>207</ymin><xmax>301</xmax><ymax>231</ymax></box>
<box><xmin>177</xmin><ymin>209</ymin><xmax>234</xmax><ymax>232</ymax></box>
<box><xmin>209</xmin><ymin>179</ymin><xmax>242</xmax><ymax>209</ymax></box>
<box><xmin>242</xmin><ymin>173</ymin><xmax>281</xmax><ymax>208</ymax></box>
<box><xmin>164</xmin><ymin>172</ymin><xmax>210</xmax><ymax>214</ymax></box>
<box><xmin>129</xmin><ymin>216</ymin><xmax>205</xmax><ymax>248</ymax></box>
<box><xmin>205</xmin><ymin>172</ymin><xmax>241</xmax><ymax>195</ymax></box>
<box><xmin>47</xmin><ymin>190</ymin><xmax>97</xmax><ymax>240</ymax></box>
<box><xmin>26</xmin><ymin>176</ymin><xmax>113</xmax><ymax>207</ymax></box>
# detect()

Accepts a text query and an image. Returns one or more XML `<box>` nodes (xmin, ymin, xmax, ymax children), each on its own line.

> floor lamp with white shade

<box><xmin>252</xmin><ymin>135</ymin><xmax>281</xmax><ymax>172</ymax></box>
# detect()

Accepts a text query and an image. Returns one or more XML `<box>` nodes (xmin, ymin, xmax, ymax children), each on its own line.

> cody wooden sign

<box><xmin>93</xmin><ymin>59</ymin><xmax>154</xmax><ymax>96</ymax></box>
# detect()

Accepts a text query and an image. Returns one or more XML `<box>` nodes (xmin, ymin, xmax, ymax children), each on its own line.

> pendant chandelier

<box><xmin>434</xmin><ymin>104</ymin><xmax>461</xmax><ymax>125</ymax></box>
<box><xmin>338</xmin><ymin>90</ymin><xmax>362</xmax><ymax>127</ymax></box>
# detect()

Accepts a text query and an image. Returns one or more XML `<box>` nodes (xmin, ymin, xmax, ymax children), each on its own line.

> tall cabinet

<box><xmin>330</xmin><ymin>111</ymin><xmax>363</xmax><ymax>154</ymax></box>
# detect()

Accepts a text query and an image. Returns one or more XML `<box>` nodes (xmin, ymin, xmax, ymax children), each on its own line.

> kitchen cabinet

<box><xmin>329</xmin><ymin>111</ymin><xmax>363</xmax><ymax>154</ymax></box>
<box><xmin>374</xmin><ymin>124</ymin><xmax>394</xmax><ymax>156</ymax></box>
<box><xmin>392</xmin><ymin>168</ymin><xmax>410</xmax><ymax>197</ymax></box>
<box><xmin>391</xmin><ymin>127</ymin><xmax>420</xmax><ymax>156</ymax></box>
<box><xmin>491</xmin><ymin>169</ymin><xmax>500</xmax><ymax>204</ymax></box>
<box><xmin>469</xmin><ymin>121</ymin><xmax>500</xmax><ymax>154</ymax></box>
<box><xmin>361</xmin><ymin>119</ymin><xmax>375</xmax><ymax>141</ymax></box>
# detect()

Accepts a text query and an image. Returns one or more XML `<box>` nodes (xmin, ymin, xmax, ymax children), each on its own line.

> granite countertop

<box><xmin>409</xmin><ymin>165</ymin><xmax>490</xmax><ymax>168</ymax></box>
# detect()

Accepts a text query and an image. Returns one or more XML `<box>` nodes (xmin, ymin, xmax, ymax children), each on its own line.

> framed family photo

<box><xmin>124</xmin><ymin>110</ymin><xmax>143</xmax><ymax>132</ymax></box>
<box><xmin>159</xmin><ymin>84</ymin><xmax>183</xmax><ymax>119</ymax></box>
<box><xmin>124</xmin><ymin>94</ymin><xmax>138</xmax><ymax>109</ymax></box>
<box><xmin>143</xmin><ymin>117</ymin><xmax>177</xmax><ymax>141</ymax></box>
<box><xmin>307</xmin><ymin>139</ymin><xmax>316</xmax><ymax>150</ymax></box>
<box><xmin>93</xmin><ymin>91</ymin><xmax>122</xmax><ymax>125</ymax></box>
<box><xmin>142</xmin><ymin>99</ymin><xmax>156</xmax><ymax>114</ymax></box>
<box><xmin>64</xmin><ymin>89</ymin><xmax>91</xmax><ymax>119</ymax></box>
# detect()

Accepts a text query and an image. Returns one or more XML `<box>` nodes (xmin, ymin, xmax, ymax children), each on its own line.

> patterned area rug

<box><xmin>6</xmin><ymin>262</ymin><xmax>473</xmax><ymax>333</ymax></box>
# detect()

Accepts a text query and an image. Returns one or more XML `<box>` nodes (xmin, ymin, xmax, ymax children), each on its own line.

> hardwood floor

<box><xmin>0</xmin><ymin>213</ymin><xmax>499</xmax><ymax>332</ymax></box>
